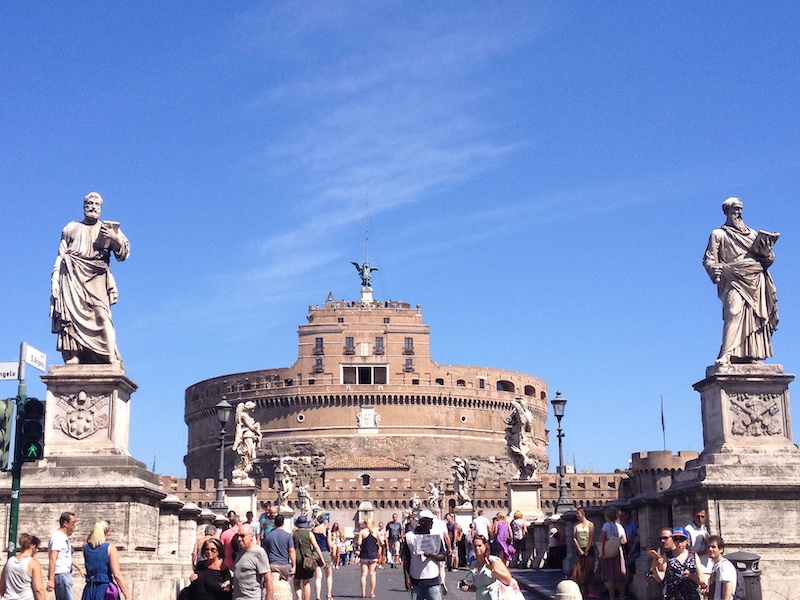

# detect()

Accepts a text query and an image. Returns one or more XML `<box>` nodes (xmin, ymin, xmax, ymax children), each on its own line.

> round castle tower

<box><xmin>184</xmin><ymin>287</ymin><xmax>550</xmax><ymax>499</ymax></box>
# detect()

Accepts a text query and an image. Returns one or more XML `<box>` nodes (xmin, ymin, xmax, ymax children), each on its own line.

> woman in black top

<box><xmin>187</xmin><ymin>538</ymin><xmax>232</xmax><ymax>600</ymax></box>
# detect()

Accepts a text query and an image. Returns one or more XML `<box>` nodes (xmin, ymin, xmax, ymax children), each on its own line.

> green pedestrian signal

<box><xmin>16</xmin><ymin>398</ymin><xmax>45</xmax><ymax>463</ymax></box>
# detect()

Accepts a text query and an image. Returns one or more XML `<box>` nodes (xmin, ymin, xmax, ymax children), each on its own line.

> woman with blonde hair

<box><xmin>571</xmin><ymin>506</ymin><xmax>595</xmax><ymax>597</ymax></box>
<box><xmin>0</xmin><ymin>533</ymin><xmax>45</xmax><ymax>600</ymax></box>
<box><xmin>509</xmin><ymin>511</ymin><xmax>527</xmax><ymax>568</ymax></box>
<box><xmin>82</xmin><ymin>521</ymin><xmax>130</xmax><ymax>600</ymax></box>
<box><xmin>598</xmin><ymin>507</ymin><xmax>626</xmax><ymax>600</ymax></box>
<box><xmin>355</xmin><ymin>519</ymin><xmax>380</xmax><ymax>598</ymax></box>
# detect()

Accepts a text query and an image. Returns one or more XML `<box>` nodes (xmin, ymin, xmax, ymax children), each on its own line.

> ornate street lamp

<box><xmin>209</xmin><ymin>397</ymin><xmax>233</xmax><ymax>513</ymax></box>
<box><xmin>469</xmin><ymin>462</ymin><xmax>479</xmax><ymax>519</ymax></box>
<box><xmin>550</xmin><ymin>392</ymin><xmax>571</xmax><ymax>514</ymax></box>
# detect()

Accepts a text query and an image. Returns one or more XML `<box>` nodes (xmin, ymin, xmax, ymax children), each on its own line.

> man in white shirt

<box><xmin>708</xmin><ymin>535</ymin><xmax>737</xmax><ymax>600</ymax></box>
<box><xmin>47</xmin><ymin>512</ymin><xmax>82</xmax><ymax>600</ymax></box>
<box><xmin>472</xmin><ymin>510</ymin><xmax>490</xmax><ymax>540</ymax></box>
<box><xmin>404</xmin><ymin>510</ymin><xmax>446</xmax><ymax>600</ymax></box>
<box><xmin>685</xmin><ymin>507</ymin><xmax>712</xmax><ymax>574</ymax></box>
<box><xmin>430</xmin><ymin>510</ymin><xmax>451</xmax><ymax>595</ymax></box>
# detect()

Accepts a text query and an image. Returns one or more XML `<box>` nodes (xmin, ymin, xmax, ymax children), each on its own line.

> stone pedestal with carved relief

<box><xmin>0</xmin><ymin>364</ymin><xmax>183</xmax><ymax>600</ymax></box>
<box><xmin>667</xmin><ymin>363</ymin><xmax>800</xmax><ymax>600</ymax></box>
<box><xmin>41</xmin><ymin>363</ymin><xmax>136</xmax><ymax>458</ymax></box>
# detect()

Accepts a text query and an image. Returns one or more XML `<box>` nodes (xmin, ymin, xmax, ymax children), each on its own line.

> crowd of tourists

<box><xmin>175</xmin><ymin>505</ymin><xmax>532</xmax><ymax>600</ymax></box>
<box><xmin>0</xmin><ymin>504</ymin><xmax>740</xmax><ymax>600</ymax></box>
<box><xmin>565</xmin><ymin>505</ymin><xmax>740</xmax><ymax>600</ymax></box>
<box><xmin>0</xmin><ymin>512</ymin><xmax>130</xmax><ymax>600</ymax></box>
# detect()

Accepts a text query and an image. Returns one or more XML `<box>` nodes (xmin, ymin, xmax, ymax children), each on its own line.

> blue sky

<box><xmin>2</xmin><ymin>2</ymin><xmax>799</xmax><ymax>478</ymax></box>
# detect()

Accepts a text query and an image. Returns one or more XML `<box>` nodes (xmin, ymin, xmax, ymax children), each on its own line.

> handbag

<box><xmin>596</xmin><ymin>534</ymin><xmax>621</xmax><ymax>559</ymax></box>
<box><xmin>301</xmin><ymin>530</ymin><xmax>321</xmax><ymax>570</ymax></box>
<box><xmin>302</xmin><ymin>553</ymin><xmax>317</xmax><ymax>571</ymax></box>
<box><xmin>487</xmin><ymin>578</ymin><xmax>525</xmax><ymax>600</ymax></box>
<box><xmin>104</xmin><ymin>582</ymin><xmax>120</xmax><ymax>600</ymax></box>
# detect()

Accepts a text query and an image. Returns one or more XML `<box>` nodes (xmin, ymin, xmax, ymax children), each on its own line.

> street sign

<box><xmin>23</xmin><ymin>345</ymin><xmax>45</xmax><ymax>372</ymax></box>
<box><xmin>0</xmin><ymin>363</ymin><xmax>18</xmax><ymax>381</ymax></box>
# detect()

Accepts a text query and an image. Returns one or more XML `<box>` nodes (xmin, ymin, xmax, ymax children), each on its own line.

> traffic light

<box><xmin>0</xmin><ymin>399</ymin><xmax>13</xmax><ymax>470</ymax></box>
<box><xmin>16</xmin><ymin>398</ymin><xmax>45</xmax><ymax>462</ymax></box>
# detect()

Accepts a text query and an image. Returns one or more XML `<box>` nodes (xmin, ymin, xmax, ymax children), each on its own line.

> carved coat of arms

<box><xmin>53</xmin><ymin>391</ymin><xmax>109</xmax><ymax>440</ymax></box>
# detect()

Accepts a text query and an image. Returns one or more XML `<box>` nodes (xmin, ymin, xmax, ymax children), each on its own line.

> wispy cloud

<box><xmin>174</xmin><ymin>4</ymin><xmax>557</xmax><ymax>332</ymax></box>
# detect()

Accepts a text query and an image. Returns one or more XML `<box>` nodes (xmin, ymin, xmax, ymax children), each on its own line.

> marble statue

<box><xmin>351</xmin><ymin>261</ymin><xmax>378</xmax><ymax>288</ymax></box>
<box><xmin>452</xmin><ymin>457</ymin><xmax>471</xmax><ymax>506</ymax></box>
<box><xmin>275</xmin><ymin>457</ymin><xmax>297</xmax><ymax>510</ymax></box>
<box><xmin>232</xmin><ymin>401</ymin><xmax>261</xmax><ymax>485</ymax></box>
<box><xmin>50</xmin><ymin>192</ymin><xmax>130</xmax><ymax>365</ymax></box>
<box><xmin>703</xmin><ymin>197</ymin><xmax>779</xmax><ymax>365</ymax></box>
<box><xmin>298</xmin><ymin>485</ymin><xmax>317</xmax><ymax>516</ymax></box>
<box><xmin>426</xmin><ymin>481</ymin><xmax>442</xmax><ymax>512</ymax></box>
<box><xmin>505</xmin><ymin>398</ymin><xmax>539</xmax><ymax>480</ymax></box>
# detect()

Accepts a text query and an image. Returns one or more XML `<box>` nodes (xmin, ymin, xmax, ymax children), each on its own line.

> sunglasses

<box><xmin>203</xmin><ymin>547</ymin><xmax>219</xmax><ymax>553</ymax></box>
<box><xmin>672</xmin><ymin>537</ymin><xmax>688</xmax><ymax>542</ymax></box>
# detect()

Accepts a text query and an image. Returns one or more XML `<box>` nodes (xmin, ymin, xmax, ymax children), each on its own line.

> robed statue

<box><xmin>50</xmin><ymin>192</ymin><xmax>130</xmax><ymax>365</ymax></box>
<box><xmin>703</xmin><ymin>197</ymin><xmax>779</xmax><ymax>365</ymax></box>
<box><xmin>232</xmin><ymin>401</ymin><xmax>261</xmax><ymax>485</ymax></box>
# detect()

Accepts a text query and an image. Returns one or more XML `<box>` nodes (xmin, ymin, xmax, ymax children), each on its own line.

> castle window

<box><xmin>478</xmin><ymin>378</ymin><xmax>485</xmax><ymax>390</ymax></box>
<box><xmin>435</xmin><ymin>378</ymin><xmax>444</xmax><ymax>386</ymax></box>
<box><xmin>496</xmin><ymin>380</ymin><xmax>515</xmax><ymax>392</ymax></box>
<box><xmin>403</xmin><ymin>337</ymin><xmax>414</xmax><ymax>354</ymax></box>
<box><xmin>344</xmin><ymin>337</ymin><xmax>355</xmax><ymax>355</ymax></box>
<box><xmin>314</xmin><ymin>358</ymin><xmax>324</xmax><ymax>373</ymax></box>
<box><xmin>342</xmin><ymin>366</ymin><xmax>387</xmax><ymax>385</ymax></box>
<box><xmin>374</xmin><ymin>337</ymin><xmax>385</xmax><ymax>355</ymax></box>
<box><xmin>314</xmin><ymin>337</ymin><xmax>324</xmax><ymax>355</ymax></box>
<box><xmin>404</xmin><ymin>358</ymin><xmax>414</xmax><ymax>372</ymax></box>
<box><xmin>524</xmin><ymin>385</ymin><xmax>535</xmax><ymax>396</ymax></box>
<box><xmin>383</xmin><ymin>317</ymin><xmax>390</xmax><ymax>324</ymax></box>
<box><xmin>337</xmin><ymin>317</ymin><xmax>344</xmax><ymax>323</ymax></box>
<box><xmin>361</xmin><ymin>473</ymin><xmax>371</xmax><ymax>487</ymax></box>
<box><xmin>457</xmin><ymin>379</ymin><xmax>466</xmax><ymax>387</ymax></box>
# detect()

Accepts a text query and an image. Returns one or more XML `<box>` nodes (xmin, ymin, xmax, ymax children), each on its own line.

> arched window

<box><xmin>524</xmin><ymin>385</ymin><xmax>535</xmax><ymax>396</ymax></box>
<box><xmin>496</xmin><ymin>380</ymin><xmax>515</xmax><ymax>392</ymax></box>
<box><xmin>361</xmin><ymin>473</ymin><xmax>371</xmax><ymax>487</ymax></box>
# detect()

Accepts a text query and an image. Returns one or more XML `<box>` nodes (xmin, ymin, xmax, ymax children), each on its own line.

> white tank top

<box><xmin>3</xmin><ymin>555</ymin><xmax>33</xmax><ymax>600</ymax></box>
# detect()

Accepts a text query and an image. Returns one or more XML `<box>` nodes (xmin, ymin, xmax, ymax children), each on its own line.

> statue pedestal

<box><xmin>667</xmin><ymin>363</ymin><xmax>800</xmax><ymax>598</ymax></box>
<box><xmin>225</xmin><ymin>485</ymin><xmax>259</xmax><ymax>518</ymax></box>
<box><xmin>453</xmin><ymin>506</ymin><xmax>473</xmax><ymax>532</ymax></box>
<box><xmin>0</xmin><ymin>364</ymin><xmax>183</xmax><ymax>599</ymax></box>
<box><xmin>41</xmin><ymin>364</ymin><xmax>137</xmax><ymax>457</ymax></box>
<box><xmin>691</xmin><ymin>363</ymin><xmax>798</xmax><ymax>464</ymax></box>
<box><xmin>506</xmin><ymin>479</ymin><xmax>544</xmax><ymax>522</ymax></box>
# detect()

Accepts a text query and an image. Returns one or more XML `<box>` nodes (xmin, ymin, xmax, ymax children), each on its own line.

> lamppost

<box><xmin>209</xmin><ymin>397</ymin><xmax>233</xmax><ymax>513</ymax></box>
<box><xmin>469</xmin><ymin>462</ymin><xmax>479</xmax><ymax>520</ymax></box>
<box><xmin>550</xmin><ymin>392</ymin><xmax>571</xmax><ymax>515</ymax></box>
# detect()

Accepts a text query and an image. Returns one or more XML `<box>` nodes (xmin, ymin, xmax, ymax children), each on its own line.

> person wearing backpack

<box><xmin>707</xmin><ymin>536</ymin><xmax>743</xmax><ymax>600</ymax></box>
